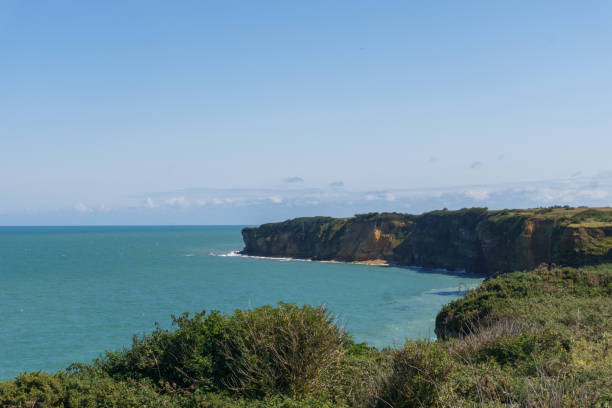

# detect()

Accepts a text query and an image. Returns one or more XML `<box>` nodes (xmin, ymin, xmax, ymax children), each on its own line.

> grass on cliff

<box><xmin>1</xmin><ymin>264</ymin><xmax>611</xmax><ymax>407</ymax></box>
<box><xmin>490</xmin><ymin>206</ymin><xmax>612</xmax><ymax>227</ymax></box>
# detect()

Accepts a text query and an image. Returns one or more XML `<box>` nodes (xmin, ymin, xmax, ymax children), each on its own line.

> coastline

<box><xmin>241</xmin><ymin>208</ymin><xmax>612</xmax><ymax>276</ymax></box>
<box><xmin>219</xmin><ymin>250</ymin><xmax>473</xmax><ymax>275</ymax></box>
<box><xmin>218</xmin><ymin>250</ymin><xmax>391</xmax><ymax>266</ymax></box>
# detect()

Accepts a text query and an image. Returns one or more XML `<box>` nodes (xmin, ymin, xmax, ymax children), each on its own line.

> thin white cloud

<box><xmin>99</xmin><ymin>204</ymin><xmax>111</xmax><ymax>213</ymax></box>
<box><xmin>576</xmin><ymin>189</ymin><xmax>608</xmax><ymax>200</ymax></box>
<box><xmin>595</xmin><ymin>170</ymin><xmax>612</xmax><ymax>179</ymax></box>
<box><xmin>145</xmin><ymin>197</ymin><xmax>157</xmax><ymax>208</ymax></box>
<box><xmin>124</xmin><ymin>176</ymin><xmax>612</xmax><ymax>216</ymax></box>
<box><xmin>269</xmin><ymin>196</ymin><xmax>283</xmax><ymax>204</ymax></box>
<box><xmin>165</xmin><ymin>196</ymin><xmax>190</xmax><ymax>208</ymax></box>
<box><xmin>464</xmin><ymin>189</ymin><xmax>490</xmax><ymax>200</ymax></box>
<box><xmin>74</xmin><ymin>202</ymin><xmax>92</xmax><ymax>213</ymax></box>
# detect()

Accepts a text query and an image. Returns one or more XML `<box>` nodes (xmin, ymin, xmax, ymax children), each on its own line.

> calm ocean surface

<box><xmin>0</xmin><ymin>226</ymin><xmax>482</xmax><ymax>380</ymax></box>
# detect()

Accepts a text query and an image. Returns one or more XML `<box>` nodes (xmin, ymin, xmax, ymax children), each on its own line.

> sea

<box><xmin>0</xmin><ymin>226</ymin><xmax>483</xmax><ymax>380</ymax></box>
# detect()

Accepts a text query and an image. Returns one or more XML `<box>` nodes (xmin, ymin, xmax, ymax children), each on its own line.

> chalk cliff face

<box><xmin>241</xmin><ymin>208</ymin><xmax>612</xmax><ymax>275</ymax></box>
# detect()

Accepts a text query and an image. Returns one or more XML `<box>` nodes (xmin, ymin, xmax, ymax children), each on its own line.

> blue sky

<box><xmin>1</xmin><ymin>1</ymin><xmax>611</xmax><ymax>225</ymax></box>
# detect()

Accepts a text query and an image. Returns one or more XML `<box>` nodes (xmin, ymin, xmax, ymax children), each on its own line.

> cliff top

<box><xmin>488</xmin><ymin>206</ymin><xmax>612</xmax><ymax>226</ymax></box>
<box><xmin>248</xmin><ymin>206</ymin><xmax>612</xmax><ymax>229</ymax></box>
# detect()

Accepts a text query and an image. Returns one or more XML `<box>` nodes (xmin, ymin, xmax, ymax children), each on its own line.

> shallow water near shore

<box><xmin>0</xmin><ymin>226</ymin><xmax>483</xmax><ymax>380</ymax></box>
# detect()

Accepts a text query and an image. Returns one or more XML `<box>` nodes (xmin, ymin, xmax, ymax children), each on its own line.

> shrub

<box><xmin>517</xmin><ymin>371</ymin><xmax>603</xmax><ymax>408</ymax></box>
<box><xmin>0</xmin><ymin>372</ymin><xmax>67</xmax><ymax>407</ymax></box>
<box><xmin>222</xmin><ymin>303</ymin><xmax>347</xmax><ymax>398</ymax></box>
<box><xmin>186</xmin><ymin>391</ymin><xmax>346</xmax><ymax>408</ymax></box>
<box><xmin>317</xmin><ymin>341</ymin><xmax>391</xmax><ymax>408</ymax></box>
<box><xmin>377</xmin><ymin>341</ymin><xmax>452</xmax><ymax>408</ymax></box>
<box><xmin>93</xmin><ymin>303</ymin><xmax>347</xmax><ymax>399</ymax></box>
<box><xmin>96</xmin><ymin>310</ymin><xmax>231</xmax><ymax>392</ymax></box>
<box><xmin>435</xmin><ymin>264</ymin><xmax>612</xmax><ymax>339</ymax></box>
<box><xmin>0</xmin><ymin>371</ymin><xmax>178</xmax><ymax>407</ymax></box>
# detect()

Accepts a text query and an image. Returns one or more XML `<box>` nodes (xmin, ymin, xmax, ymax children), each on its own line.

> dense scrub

<box><xmin>2</xmin><ymin>264</ymin><xmax>611</xmax><ymax>407</ymax></box>
<box><xmin>435</xmin><ymin>264</ymin><xmax>611</xmax><ymax>338</ymax></box>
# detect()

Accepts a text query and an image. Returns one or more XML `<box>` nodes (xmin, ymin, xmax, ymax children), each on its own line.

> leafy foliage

<box><xmin>97</xmin><ymin>310</ymin><xmax>230</xmax><ymax>392</ymax></box>
<box><xmin>377</xmin><ymin>341</ymin><xmax>452</xmax><ymax>408</ymax></box>
<box><xmin>222</xmin><ymin>303</ymin><xmax>347</xmax><ymax>397</ymax></box>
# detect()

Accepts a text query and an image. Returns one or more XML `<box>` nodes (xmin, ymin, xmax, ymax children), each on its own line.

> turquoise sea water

<box><xmin>0</xmin><ymin>226</ymin><xmax>483</xmax><ymax>380</ymax></box>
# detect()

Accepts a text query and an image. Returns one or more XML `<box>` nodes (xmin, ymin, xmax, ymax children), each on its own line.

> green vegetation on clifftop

<box><xmin>2</xmin><ymin>264</ymin><xmax>611</xmax><ymax>407</ymax></box>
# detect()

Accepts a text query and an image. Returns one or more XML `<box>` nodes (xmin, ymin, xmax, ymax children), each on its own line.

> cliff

<box><xmin>241</xmin><ymin>207</ymin><xmax>612</xmax><ymax>275</ymax></box>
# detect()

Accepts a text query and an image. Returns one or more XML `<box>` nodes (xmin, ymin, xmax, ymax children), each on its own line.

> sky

<box><xmin>1</xmin><ymin>1</ymin><xmax>611</xmax><ymax>225</ymax></box>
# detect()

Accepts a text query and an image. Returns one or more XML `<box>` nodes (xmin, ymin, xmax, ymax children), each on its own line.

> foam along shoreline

<box><xmin>215</xmin><ymin>250</ymin><xmax>312</xmax><ymax>262</ymax></box>
<box><xmin>216</xmin><ymin>251</ymin><xmax>468</xmax><ymax>274</ymax></box>
<box><xmin>217</xmin><ymin>251</ymin><xmax>387</xmax><ymax>265</ymax></box>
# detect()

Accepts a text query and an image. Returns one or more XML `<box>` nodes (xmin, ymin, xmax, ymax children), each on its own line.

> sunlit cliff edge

<box><xmin>241</xmin><ymin>207</ymin><xmax>612</xmax><ymax>275</ymax></box>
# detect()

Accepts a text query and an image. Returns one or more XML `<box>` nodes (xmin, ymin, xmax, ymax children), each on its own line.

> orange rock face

<box><xmin>241</xmin><ymin>208</ymin><xmax>612</xmax><ymax>275</ymax></box>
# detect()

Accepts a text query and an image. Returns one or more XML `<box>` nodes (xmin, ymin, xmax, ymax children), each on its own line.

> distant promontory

<box><xmin>241</xmin><ymin>207</ymin><xmax>612</xmax><ymax>275</ymax></box>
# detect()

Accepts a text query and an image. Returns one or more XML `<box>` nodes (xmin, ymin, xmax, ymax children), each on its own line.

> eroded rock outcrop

<box><xmin>241</xmin><ymin>207</ymin><xmax>612</xmax><ymax>275</ymax></box>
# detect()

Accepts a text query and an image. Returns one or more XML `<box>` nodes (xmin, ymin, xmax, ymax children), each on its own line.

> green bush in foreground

<box><xmin>97</xmin><ymin>310</ymin><xmax>231</xmax><ymax>392</ymax></box>
<box><xmin>0</xmin><ymin>371</ymin><xmax>177</xmax><ymax>408</ymax></box>
<box><xmin>377</xmin><ymin>341</ymin><xmax>452</xmax><ymax>408</ymax></box>
<box><xmin>222</xmin><ymin>303</ymin><xmax>347</xmax><ymax>397</ymax></box>
<box><xmin>435</xmin><ymin>263</ymin><xmax>611</xmax><ymax>339</ymax></box>
<box><xmin>1</xmin><ymin>264</ymin><xmax>610</xmax><ymax>407</ymax></box>
<box><xmin>96</xmin><ymin>302</ymin><xmax>347</xmax><ymax>399</ymax></box>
